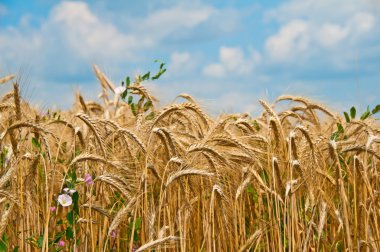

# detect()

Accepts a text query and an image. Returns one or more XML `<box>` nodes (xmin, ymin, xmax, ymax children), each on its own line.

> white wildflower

<box><xmin>58</xmin><ymin>194</ymin><xmax>72</xmax><ymax>207</ymax></box>
<box><xmin>329</xmin><ymin>140</ymin><xmax>337</xmax><ymax>150</ymax></box>
<box><xmin>114</xmin><ymin>86</ymin><xmax>126</xmax><ymax>96</ymax></box>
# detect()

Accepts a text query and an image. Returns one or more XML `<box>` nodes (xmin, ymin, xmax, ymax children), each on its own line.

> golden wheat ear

<box><xmin>0</xmin><ymin>74</ymin><xmax>15</xmax><ymax>85</ymax></box>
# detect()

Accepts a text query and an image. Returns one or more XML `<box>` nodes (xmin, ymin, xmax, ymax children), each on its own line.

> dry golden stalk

<box><xmin>330</xmin><ymin>141</ymin><xmax>353</xmax><ymax>250</ymax></box>
<box><xmin>0</xmin><ymin>190</ymin><xmax>20</xmax><ymax>206</ymax></box>
<box><xmin>70</xmin><ymin>153</ymin><xmax>128</xmax><ymax>172</ymax></box>
<box><xmin>0</xmin><ymin>103</ymin><xmax>14</xmax><ymax>112</ymax></box>
<box><xmin>76</xmin><ymin>113</ymin><xmax>107</xmax><ymax>157</ymax></box>
<box><xmin>238</xmin><ymin>229</ymin><xmax>263</xmax><ymax>252</ymax></box>
<box><xmin>135</xmin><ymin>235</ymin><xmax>180</xmax><ymax>252</ymax></box>
<box><xmin>250</xmin><ymin>167</ymin><xmax>284</xmax><ymax>205</ymax></box>
<box><xmin>13</xmin><ymin>82</ymin><xmax>21</xmax><ymax>121</ymax></box>
<box><xmin>0</xmin><ymin>68</ymin><xmax>379</xmax><ymax>251</ymax></box>
<box><xmin>235</xmin><ymin>175</ymin><xmax>252</xmax><ymax>200</ymax></box>
<box><xmin>0</xmin><ymin>204</ymin><xmax>14</xmax><ymax>238</ymax></box>
<box><xmin>108</xmin><ymin>197</ymin><xmax>137</xmax><ymax>235</ymax></box>
<box><xmin>1</xmin><ymin>91</ymin><xmax>14</xmax><ymax>102</ymax></box>
<box><xmin>93</xmin><ymin>64</ymin><xmax>115</xmax><ymax>92</ymax></box>
<box><xmin>77</xmin><ymin>93</ymin><xmax>88</xmax><ymax>114</ymax></box>
<box><xmin>187</xmin><ymin>143</ymin><xmax>229</xmax><ymax>165</ymax></box>
<box><xmin>176</xmin><ymin>93</ymin><xmax>197</xmax><ymax>104</ymax></box>
<box><xmin>0</xmin><ymin>74</ymin><xmax>15</xmax><ymax>84</ymax></box>
<box><xmin>81</xmin><ymin>203</ymin><xmax>111</xmax><ymax>218</ymax></box>
<box><xmin>165</xmin><ymin>169</ymin><xmax>214</xmax><ymax>188</ymax></box>
<box><xmin>94</xmin><ymin>174</ymin><xmax>134</xmax><ymax>198</ymax></box>
<box><xmin>116</xmin><ymin>128</ymin><xmax>147</xmax><ymax>153</ymax></box>
<box><xmin>276</xmin><ymin>95</ymin><xmax>335</xmax><ymax>118</ymax></box>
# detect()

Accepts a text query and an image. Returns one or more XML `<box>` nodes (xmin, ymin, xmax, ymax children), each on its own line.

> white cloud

<box><xmin>349</xmin><ymin>12</ymin><xmax>375</xmax><ymax>33</ymax></box>
<box><xmin>0</xmin><ymin>1</ymin><xmax>219</xmax><ymax>74</ymax></box>
<box><xmin>127</xmin><ymin>3</ymin><xmax>216</xmax><ymax>45</ymax></box>
<box><xmin>265</xmin><ymin>20</ymin><xmax>309</xmax><ymax>61</ymax></box>
<box><xmin>46</xmin><ymin>1</ymin><xmax>143</xmax><ymax>61</ymax></box>
<box><xmin>210</xmin><ymin>92</ymin><xmax>261</xmax><ymax>115</ymax></box>
<box><xmin>0</xmin><ymin>1</ymin><xmax>225</xmax><ymax>108</ymax></box>
<box><xmin>139</xmin><ymin>5</ymin><xmax>214</xmax><ymax>31</ymax></box>
<box><xmin>203</xmin><ymin>63</ymin><xmax>224</xmax><ymax>77</ymax></box>
<box><xmin>316</xmin><ymin>24</ymin><xmax>349</xmax><ymax>48</ymax></box>
<box><xmin>266</xmin><ymin>0</ymin><xmax>380</xmax><ymax>23</ymax></box>
<box><xmin>265</xmin><ymin>9</ymin><xmax>377</xmax><ymax>62</ymax></box>
<box><xmin>1</xmin><ymin>0</ymin><xmax>379</xmax><ymax>113</ymax></box>
<box><xmin>169</xmin><ymin>52</ymin><xmax>197</xmax><ymax>73</ymax></box>
<box><xmin>0</xmin><ymin>1</ymin><xmax>142</xmax><ymax>76</ymax></box>
<box><xmin>203</xmin><ymin>46</ymin><xmax>260</xmax><ymax>77</ymax></box>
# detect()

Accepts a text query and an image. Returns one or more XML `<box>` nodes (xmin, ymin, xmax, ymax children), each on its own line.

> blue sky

<box><xmin>0</xmin><ymin>0</ymin><xmax>379</xmax><ymax>115</ymax></box>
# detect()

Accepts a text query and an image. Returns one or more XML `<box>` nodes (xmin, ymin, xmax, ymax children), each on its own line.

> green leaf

<box><xmin>126</xmin><ymin>76</ymin><xmax>130</xmax><ymax>87</ymax></box>
<box><xmin>246</xmin><ymin>185</ymin><xmax>258</xmax><ymax>203</ymax></box>
<box><xmin>66</xmin><ymin>227</ymin><xmax>74</xmax><ymax>240</ymax></box>
<box><xmin>134</xmin><ymin>231</ymin><xmax>140</xmax><ymax>242</ymax></box>
<box><xmin>152</xmin><ymin>69</ymin><xmax>166</xmax><ymax>80</ymax></box>
<box><xmin>12</xmin><ymin>246</ymin><xmax>19</xmax><ymax>252</ymax></box>
<box><xmin>0</xmin><ymin>148</ymin><xmax>8</xmax><ymax>167</ymax></box>
<box><xmin>336</xmin><ymin>240</ymin><xmax>343</xmax><ymax>252</ymax></box>
<box><xmin>68</xmin><ymin>169</ymin><xmax>77</xmax><ymax>183</ymax></box>
<box><xmin>128</xmin><ymin>96</ymin><xmax>133</xmax><ymax>105</ymax></box>
<box><xmin>260</xmin><ymin>170</ymin><xmax>269</xmax><ymax>184</ymax></box>
<box><xmin>330</xmin><ymin>131</ymin><xmax>339</xmax><ymax>141</ymax></box>
<box><xmin>67</xmin><ymin>210</ymin><xmax>75</xmax><ymax>225</ymax></box>
<box><xmin>372</xmin><ymin>104</ymin><xmax>380</xmax><ymax>115</ymax></box>
<box><xmin>121</xmin><ymin>89</ymin><xmax>128</xmax><ymax>100</ymax></box>
<box><xmin>72</xmin><ymin>192</ymin><xmax>79</xmax><ymax>212</ymax></box>
<box><xmin>0</xmin><ymin>234</ymin><xmax>7</xmax><ymax>252</ymax></box>
<box><xmin>37</xmin><ymin>235</ymin><xmax>43</xmax><ymax>248</ymax></box>
<box><xmin>142</xmin><ymin>72</ymin><xmax>150</xmax><ymax>81</ymax></box>
<box><xmin>350</xmin><ymin>106</ymin><xmax>356</xmax><ymax>119</ymax></box>
<box><xmin>131</xmin><ymin>103</ymin><xmax>138</xmax><ymax>116</ymax></box>
<box><xmin>360</xmin><ymin>111</ymin><xmax>370</xmax><ymax>120</ymax></box>
<box><xmin>54</xmin><ymin>231</ymin><xmax>65</xmax><ymax>243</ymax></box>
<box><xmin>130</xmin><ymin>217</ymin><xmax>142</xmax><ymax>242</ymax></box>
<box><xmin>252</xmin><ymin>120</ymin><xmax>260</xmax><ymax>131</ymax></box>
<box><xmin>159</xmin><ymin>62</ymin><xmax>165</xmax><ymax>70</ymax></box>
<box><xmin>145</xmin><ymin>112</ymin><xmax>155</xmax><ymax>120</ymax></box>
<box><xmin>135</xmin><ymin>217</ymin><xmax>142</xmax><ymax>230</ymax></box>
<box><xmin>38</xmin><ymin>164</ymin><xmax>45</xmax><ymax>181</ymax></box>
<box><xmin>143</xmin><ymin>100</ymin><xmax>152</xmax><ymax>112</ymax></box>
<box><xmin>337</xmin><ymin>123</ymin><xmax>344</xmax><ymax>133</ymax></box>
<box><xmin>32</xmin><ymin>137</ymin><xmax>41</xmax><ymax>151</ymax></box>
<box><xmin>343</xmin><ymin>112</ymin><xmax>350</xmax><ymax>123</ymax></box>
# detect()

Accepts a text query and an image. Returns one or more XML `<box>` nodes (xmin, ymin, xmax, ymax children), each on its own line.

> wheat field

<box><xmin>0</xmin><ymin>66</ymin><xmax>379</xmax><ymax>251</ymax></box>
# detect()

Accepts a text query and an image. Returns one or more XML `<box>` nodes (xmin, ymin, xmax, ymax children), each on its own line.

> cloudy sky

<box><xmin>0</xmin><ymin>0</ymin><xmax>379</xmax><ymax>115</ymax></box>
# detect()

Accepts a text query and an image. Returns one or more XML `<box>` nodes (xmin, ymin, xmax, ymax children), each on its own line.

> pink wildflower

<box><xmin>58</xmin><ymin>240</ymin><xmax>65</xmax><ymax>247</ymax></box>
<box><xmin>110</xmin><ymin>229</ymin><xmax>117</xmax><ymax>238</ymax></box>
<box><xmin>84</xmin><ymin>173</ymin><xmax>94</xmax><ymax>185</ymax></box>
